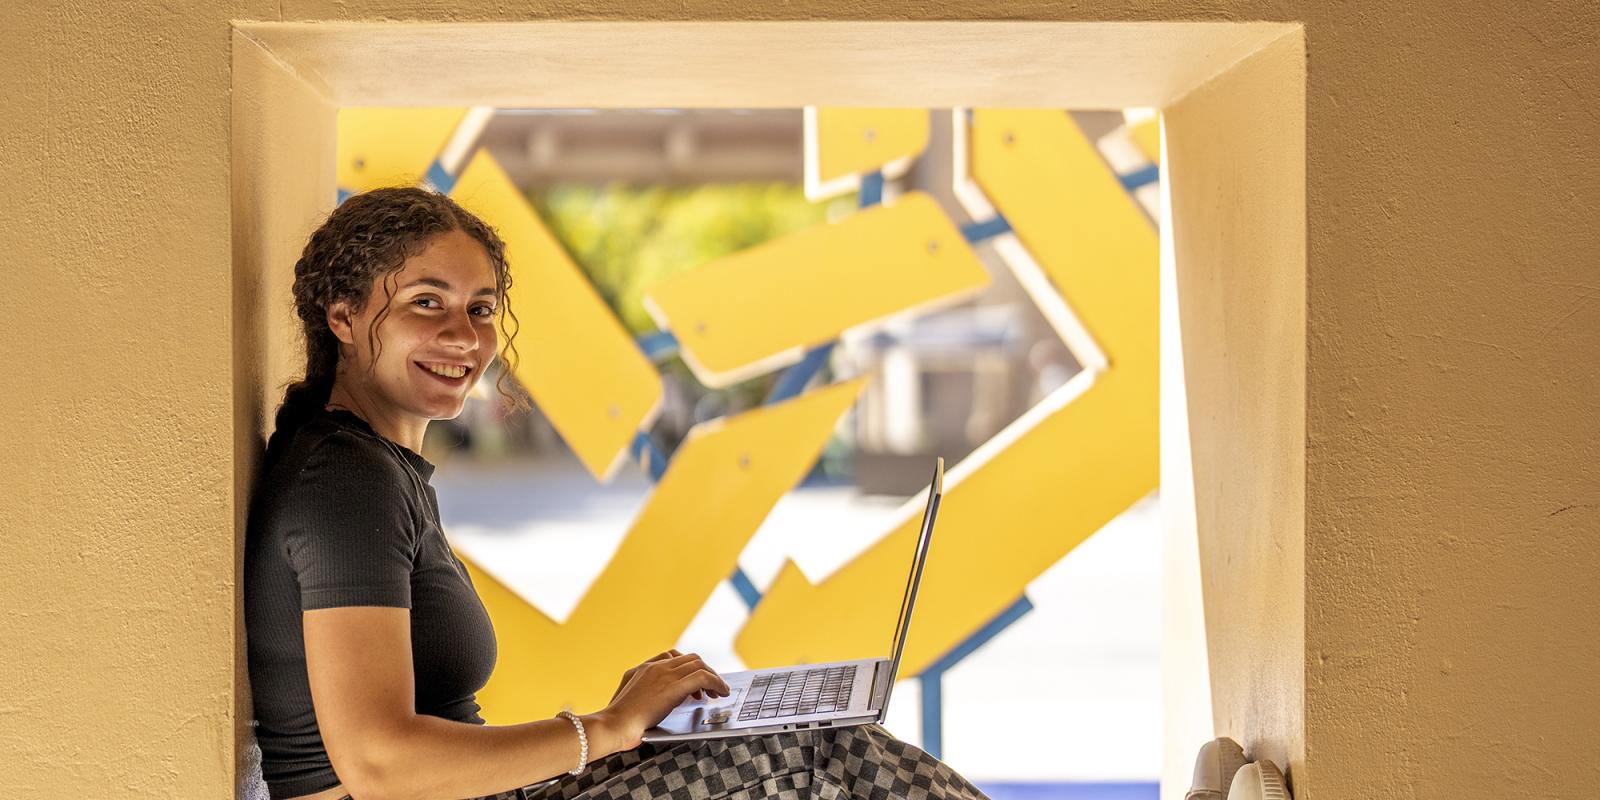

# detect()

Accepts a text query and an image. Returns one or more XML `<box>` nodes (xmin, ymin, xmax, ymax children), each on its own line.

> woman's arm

<box><xmin>304</xmin><ymin>606</ymin><xmax>728</xmax><ymax>800</ymax></box>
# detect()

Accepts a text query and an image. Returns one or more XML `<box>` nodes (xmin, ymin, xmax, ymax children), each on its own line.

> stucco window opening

<box><xmin>232</xmin><ymin>20</ymin><xmax>1305</xmax><ymax>796</ymax></box>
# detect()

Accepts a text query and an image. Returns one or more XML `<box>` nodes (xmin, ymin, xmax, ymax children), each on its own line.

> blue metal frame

<box><xmin>629</xmin><ymin>431</ymin><xmax>668</xmax><ymax>482</ymax></box>
<box><xmin>764</xmin><ymin>343</ymin><xmax>836</xmax><ymax>405</ymax></box>
<box><xmin>1118</xmin><ymin>164</ymin><xmax>1159</xmax><ymax>192</ymax></box>
<box><xmin>425</xmin><ymin>159</ymin><xmax>458</xmax><ymax>194</ymax></box>
<box><xmin>961</xmin><ymin>215</ymin><xmax>1012</xmax><ymax>244</ymax></box>
<box><xmin>637</xmin><ymin>330</ymin><xmax>680</xmax><ymax>361</ymax></box>
<box><xmin>859</xmin><ymin>170</ymin><xmax>885</xmax><ymax>207</ymax></box>
<box><xmin>918</xmin><ymin>595</ymin><xmax>1035</xmax><ymax>758</ymax></box>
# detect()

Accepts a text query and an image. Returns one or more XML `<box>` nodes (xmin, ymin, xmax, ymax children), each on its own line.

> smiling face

<box><xmin>326</xmin><ymin>227</ymin><xmax>501</xmax><ymax>431</ymax></box>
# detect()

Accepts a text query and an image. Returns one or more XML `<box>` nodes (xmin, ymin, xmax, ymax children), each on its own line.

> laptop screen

<box><xmin>879</xmin><ymin>458</ymin><xmax>943</xmax><ymax>713</ymax></box>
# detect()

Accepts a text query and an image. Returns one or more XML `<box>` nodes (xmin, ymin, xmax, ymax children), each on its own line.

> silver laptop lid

<box><xmin>876</xmin><ymin>457</ymin><xmax>943</xmax><ymax>721</ymax></box>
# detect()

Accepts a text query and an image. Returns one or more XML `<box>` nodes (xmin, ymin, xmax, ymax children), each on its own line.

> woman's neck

<box><xmin>324</xmin><ymin>381</ymin><xmax>428</xmax><ymax>455</ymax></box>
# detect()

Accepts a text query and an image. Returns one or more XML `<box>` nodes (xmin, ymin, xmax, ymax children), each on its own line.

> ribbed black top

<box><xmin>244</xmin><ymin>407</ymin><xmax>497</xmax><ymax>799</ymax></box>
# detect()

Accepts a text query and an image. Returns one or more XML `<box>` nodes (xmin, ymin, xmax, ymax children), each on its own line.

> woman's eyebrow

<box><xmin>404</xmin><ymin>277</ymin><xmax>497</xmax><ymax>297</ymax></box>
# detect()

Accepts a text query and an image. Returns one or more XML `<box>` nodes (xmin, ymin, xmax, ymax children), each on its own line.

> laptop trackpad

<box><xmin>654</xmin><ymin>689</ymin><xmax>743</xmax><ymax>733</ymax></box>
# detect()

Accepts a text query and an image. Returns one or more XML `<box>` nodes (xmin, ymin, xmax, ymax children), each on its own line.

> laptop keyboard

<box><xmin>738</xmin><ymin>665</ymin><xmax>857</xmax><ymax>721</ymax></box>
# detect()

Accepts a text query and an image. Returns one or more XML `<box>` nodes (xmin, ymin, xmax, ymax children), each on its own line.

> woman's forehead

<box><xmin>392</xmin><ymin>230</ymin><xmax>497</xmax><ymax>291</ymax></box>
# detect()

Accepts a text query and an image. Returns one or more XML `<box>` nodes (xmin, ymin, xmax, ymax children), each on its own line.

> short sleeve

<box><xmin>281</xmin><ymin>430</ymin><xmax>419</xmax><ymax>610</ymax></box>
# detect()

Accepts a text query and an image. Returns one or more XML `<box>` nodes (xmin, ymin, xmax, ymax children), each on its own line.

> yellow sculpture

<box><xmin>334</xmin><ymin>106</ymin><xmax>1157</xmax><ymax>722</ymax></box>
<box><xmin>736</xmin><ymin>109</ymin><xmax>1158</xmax><ymax>675</ymax></box>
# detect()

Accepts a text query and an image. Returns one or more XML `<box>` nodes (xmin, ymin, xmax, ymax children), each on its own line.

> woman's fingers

<box><xmin>640</xmin><ymin>653</ymin><xmax>730</xmax><ymax>699</ymax></box>
<box><xmin>669</xmin><ymin>662</ymin><xmax>730</xmax><ymax>695</ymax></box>
<box><xmin>614</xmin><ymin>649</ymin><xmax>681</xmax><ymax>702</ymax></box>
<box><xmin>603</xmin><ymin>655</ymin><xmax>734</xmax><ymax>737</ymax></box>
<box><xmin>674</xmin><ymin>669</ymin><xmax>731</xmax><ymax>701</ymax></box>
<box><xmin>665</xmin><ymin>652</ymin><xmax>712</xmax><ymax>671</ymax></box>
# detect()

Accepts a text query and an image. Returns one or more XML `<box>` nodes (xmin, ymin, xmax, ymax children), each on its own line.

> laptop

<box><xmin>641</xmin><ymin>457</ymin><xmax>944</xmax><ymax>742</ymax></box>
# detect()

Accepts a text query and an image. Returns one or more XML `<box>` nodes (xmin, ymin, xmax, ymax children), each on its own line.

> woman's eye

<box><xmin>413</xmin><ymin>297</ymin><xmax>493</xmax><ymax>316</ymax></box>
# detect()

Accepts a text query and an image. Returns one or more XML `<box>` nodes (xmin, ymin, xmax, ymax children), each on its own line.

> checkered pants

<box><xmin>464</xmin><ymin>723</ymin><xmax>989</xmax><ymax>800</ymax></box>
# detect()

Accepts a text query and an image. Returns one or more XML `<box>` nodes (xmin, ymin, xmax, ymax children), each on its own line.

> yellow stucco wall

<box><xmin>1163</xmin><ymin>29</ymin><xmax>1307</xmax><ymax>788</ymax></box>
<box><xmin>2</xmin><ymin>4</ymin><xmax>1595</xmax><ymax>800</ymax></box>
<box><xmin>231</xmin><ymin>30</ymin><xmax>340</xmax><ymax>796</ymax></box>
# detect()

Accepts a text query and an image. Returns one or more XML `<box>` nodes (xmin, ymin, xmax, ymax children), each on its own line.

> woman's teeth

<box><xmin>421</xmin><ymin>362</ymin><xmax>468</xmax><ymax>379</ymax></box>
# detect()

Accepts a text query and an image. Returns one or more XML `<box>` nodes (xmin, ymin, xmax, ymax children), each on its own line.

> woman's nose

<box><xmin>439</xmin><ymin>308</ymin><xmax>480</xmax><ymax>349</ymax></box>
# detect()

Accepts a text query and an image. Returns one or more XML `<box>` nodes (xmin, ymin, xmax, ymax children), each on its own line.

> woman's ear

<box><xmin>326</xmin><ymin>300</ymin><xmax>357</xmax><ymax>347</ymax></box>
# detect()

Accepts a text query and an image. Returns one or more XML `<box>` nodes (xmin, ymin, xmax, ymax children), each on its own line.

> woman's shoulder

<box><xmin>258</xmin><ymin>414</ymin><xmax>413</xmax><ymax>507</ymax></box>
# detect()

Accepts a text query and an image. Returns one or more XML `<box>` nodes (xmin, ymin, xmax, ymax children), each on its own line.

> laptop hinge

<box><xmin>868</xmin><ymin>660</ymin><xmax>892</xmax><ymax>718</ymax></box>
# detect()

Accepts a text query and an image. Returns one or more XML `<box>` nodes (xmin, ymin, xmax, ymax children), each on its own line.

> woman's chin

<box><xmin>404</xmin><ymin>393</ymin><xmax>466</xmax><ymax>421</ymax></box>
<box><xmin>425</xmin><ymin>402</ymin><xmax>466</xmax><ymax>421</ymax></box>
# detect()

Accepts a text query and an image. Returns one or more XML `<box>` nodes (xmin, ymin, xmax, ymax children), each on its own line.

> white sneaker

<box><xmin>1226</xmin><ymin>760</ymin><xmax>1290</xmax><ymax>800</ymax></box>
<box><xmin>1185</xmin><ymin>737</ymin><xmax>1247</xmax><ymax>800</ymax></box>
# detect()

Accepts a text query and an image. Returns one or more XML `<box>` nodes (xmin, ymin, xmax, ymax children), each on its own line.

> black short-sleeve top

<box><xmin>244</xmin><ymin>406</ymin><xmax>497</xmax><ymax>799</ymax></box>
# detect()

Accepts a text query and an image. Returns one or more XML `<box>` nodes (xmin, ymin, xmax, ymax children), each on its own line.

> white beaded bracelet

<box><xmin>556</xmin><ymin>710</ymin><xmax>588</xmax><ymax>776</ymax></box>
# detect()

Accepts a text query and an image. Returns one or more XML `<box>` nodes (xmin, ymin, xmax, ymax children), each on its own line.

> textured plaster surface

<box><xmin>230</xmin><ymin>29</ymin><xmax>340</xmax><ymax>797</ymax></box>
<box><xmin>1157</xmin><ymin>118</ymin><xmax>1216</xmax><ymax>800</ymax></box>
<box><xmin>241</xmin><ymin>20</ymin><xmax>1292</xmax><ymax>108</ymax></box>
<box><xmin>1</xmin><ymin>3</ymin><xmax>277</xmax><ymax>797</ymax></box>
<box><xmin>1295</xmin><ymin>6</ymin><xmax>1600</xmax><ymax>798</ymax></box>
<box><xmin>2</xmin><ymin>2</ymin><xmax>1597</xmax><ymax>799</ymax></box>
<box><xmin>1165</xmin><ymin>28</ymin><xmax>1306</xmax><ymax>787</ymax></box>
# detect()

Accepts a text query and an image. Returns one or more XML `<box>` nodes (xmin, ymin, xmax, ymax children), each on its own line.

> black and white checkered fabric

<box><xmin>464</xmin><ymin>723</ymin><xmax>989</xmax><ymax>800</ymax></box>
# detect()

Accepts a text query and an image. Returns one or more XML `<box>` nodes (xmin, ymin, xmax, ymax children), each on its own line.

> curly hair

<box><xmin>272</xmin><ymin>186</ymin><xmax>529</xmax><ymax>441</ymax></box>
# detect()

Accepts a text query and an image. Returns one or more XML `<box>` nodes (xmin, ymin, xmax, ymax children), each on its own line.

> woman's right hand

<box><xmin>598</xmin><ymin>650</ymin><xmax>732</xmax><ymax>750</ymax></box>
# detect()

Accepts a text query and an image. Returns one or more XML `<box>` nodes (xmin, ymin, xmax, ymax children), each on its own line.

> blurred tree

<box><xmin>532</xmin><ymin>182</ymin><xmax>843</xmax><ymax>334</ymax></box>
<box><xmin>530</xmin><ymin>182</ymin><xmax>855</xmax><ymax>417</ymax></box>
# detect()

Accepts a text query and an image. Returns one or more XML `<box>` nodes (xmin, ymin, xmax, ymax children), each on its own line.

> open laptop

<box><xmin>642</xmin><ymin>457</ymin><xmax>944</xmax><ymax>742</ymax></box>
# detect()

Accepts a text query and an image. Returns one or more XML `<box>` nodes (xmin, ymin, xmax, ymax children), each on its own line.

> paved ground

<box><xmin>433</xmin><ymin>454</ymin><xmax>1163</xmax><ymax>793</ymax></box>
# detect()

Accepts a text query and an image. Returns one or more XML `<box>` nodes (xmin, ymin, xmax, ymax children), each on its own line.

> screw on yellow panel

<box><xmin>735</xmin><ymin>110</ymin><xmax>1158</xmax><ymax>678</ymax></box>
<box><xmin>336</xmin><ymin>107</ymin><xmax>468</xmax><ymax>192</ymax></box>
<box><xmin>460</xmin><ymin>378</ymin><xmax>868</xmax><ymax>722</ymax></box>
<box><xmin>641</xmin><ymin>191</ymin><xmax>991</xmax><ymax>389</ymax></box>
<box><xmin>449</xmin><ymin>149</ymin><xmax>663</xmax><ymax>482</ymax></box>
<box><xmin>805</xmin><ymin>107</ymin><xmax>931</xmax><ymax>198</ymax></box>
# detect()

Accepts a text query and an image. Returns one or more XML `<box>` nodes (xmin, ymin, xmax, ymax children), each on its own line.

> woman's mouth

<box><xmin>415</xmin><ymin>360</ymin><xmax>473</xmax><ymax>387</ymax></box>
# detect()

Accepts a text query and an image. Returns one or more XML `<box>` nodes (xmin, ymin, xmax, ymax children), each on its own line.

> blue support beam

<box><xmin>859</xmin><ymin>170</ymin><xmax>885</xmax><ymax>208</ymax></box>
<box><xmin>425</xmin><ymin>159</ymin><xmax>457</xmax><ymax>194</ymax></box>
<box><xmin>629</xmin><ymin>431</ymin><xmax>668</xmax><ymax>482</ymax></box>
<box><xmin>921</xmin><ymin>662</ymin><xmax>945</xmax><ymax>757</ymax></box>
<box><xmin>960</xmin><ymin>215</ymin><xmax>1012</xmax><ymax>244</ymax></box>
<box><xmin>1118</xmin><ymin>164</ymin><xmax>1159</xmax><ymax>192</ymax></box>
<box><xmin>918</xmin><ymin>595</ymin><xmax>1035</xmax><ymax>759</ymax></box>
<box><xmin>765</xmin><ymin>342</ymin><xmax>836</xmax><ymax>405</ymax></box>
<box><xmin>728</xmin><ymin>567</ymin><xmax>763</xmax><ymax>611</ymax></box>
<box><xmin>637</xmin><ymin>330</ymin><xmax>680</xmax><ymax>361</ymax></box>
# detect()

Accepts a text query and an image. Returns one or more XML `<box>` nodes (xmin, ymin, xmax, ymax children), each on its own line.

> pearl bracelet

<box><xmin>556</xmin><ymin>710</ymin><xmax>588</xmax><ymax>775</ymax></box>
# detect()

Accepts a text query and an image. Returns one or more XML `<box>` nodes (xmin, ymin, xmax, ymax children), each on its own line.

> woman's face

<box><xmin>329</xmin><ymin>228</ymin><xmax>500</xmax><ymax>423</ymax></box>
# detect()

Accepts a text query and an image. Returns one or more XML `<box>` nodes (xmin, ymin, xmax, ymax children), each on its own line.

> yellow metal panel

<box><xmin>815</xmin><ymin>108</ymin><xmax>930</xmax><ymax>184</ymax></box>
<box><xmin>643</xmin><ymin>191</ymin><xmax>990</xmax><ymax>388</ymax></box>
<box><xmin>336</xmin><ymin>107</ymin><xmax>466</xmax><ymax>192</ymax></box>
<box><xmin>462</xmin><ymin>378</ymin><xmax>867</xmax><ymax>721</ymax></box>
<box><xmin>1128</xmin><ymin>116</ymin><xmax>1162</xmax><ymax>165</ymax></box>
<box><xmin>976</xmin><ymin>110</ymin><xmax>1158</xmax><ymax>371</ymax></box>
<box><xmin>450</xmin><ymin>149</ymin><xmax>662</xmax><ymax>481</ymax></box>
<box><xmin>736</xmin><ymin>110</ymin><xmax>1158</xmax><ymax>677</ymax></box>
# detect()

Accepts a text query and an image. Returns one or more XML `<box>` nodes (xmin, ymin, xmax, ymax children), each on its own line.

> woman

<box><xmin>244</xmin><ymin>187</ymin><xmax>990</xmax><ymax>800</ymax></box>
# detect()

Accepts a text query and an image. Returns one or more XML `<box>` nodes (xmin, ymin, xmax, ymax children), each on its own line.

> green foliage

<box><xmin>527</xmin><ymin>181</ymin><xmax>857</xmax><ymax>446</ymax></box>
<box><xmin>530</xmin><ymin>182</ymin><xmax>848</xmax><ymax>336</ymax></box>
